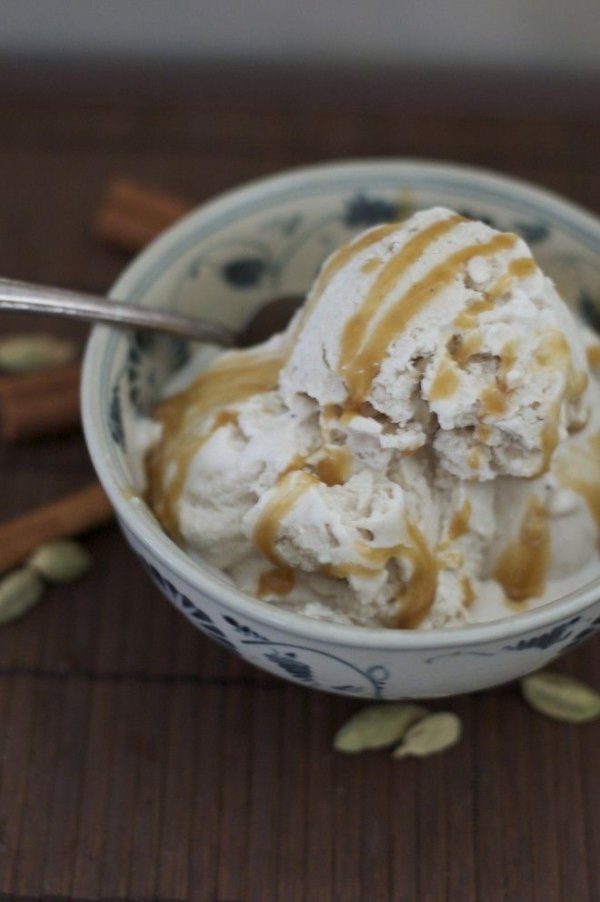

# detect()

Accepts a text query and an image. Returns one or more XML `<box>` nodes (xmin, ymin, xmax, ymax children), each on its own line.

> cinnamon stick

<box><xmin>0</xmin><ymin>482</ymin><xmax>114</xmax><ymax>575</ymax></box>
<box><xmin>0</xmin><ymin>361</ymin><xmax>81</xmax><ymax>442</ymax></box>
<box><xmin>1</xmin><ymin>177</ymin><xmax>191</xmax><ymax>442</ymax></box>
<box><xmin>94</xmin><ymin>177</ymin><xmax>192</xmax><ymax>252</ymax></box>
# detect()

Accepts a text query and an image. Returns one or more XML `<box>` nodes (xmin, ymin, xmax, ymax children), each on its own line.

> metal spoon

<box><xmin>0</xmin><ymin>277</ymin><xmax>303</xmax><ymax>347</ymax></box>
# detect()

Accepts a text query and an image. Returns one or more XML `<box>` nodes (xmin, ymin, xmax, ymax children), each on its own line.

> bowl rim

<box><xmin>82</xmin><ymin>157</ymin><xmax>600</xmax><ymax>650</ymax></box>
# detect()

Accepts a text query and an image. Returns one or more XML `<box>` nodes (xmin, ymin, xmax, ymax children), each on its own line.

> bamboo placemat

<box><xmin>1</xmin><ymin>65</ymin><xmax>599</xmax><ymax>902</ymax></box>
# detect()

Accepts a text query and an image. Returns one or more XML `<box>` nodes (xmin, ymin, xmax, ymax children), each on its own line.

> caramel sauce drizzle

<box><xmin>338</xmin><ymin>214</ymin><xmax>466</xmax><ymax>400</ymax></box>
<box><xmin>258</xmin><ymin>567</ymin><xmax>295</xmax><ymax>598</ymax></box>
<box><xmin>279</xmin><ymin>454</ymin><xmax>308</xmax><ymax>479</ymax></box>
<box><xmin>498</xmin><ymin>339</ymin><xmax>517</xmax><ymax>382</ymax></box>
<box><xmin>361</xmin><ymin>257</ymin><xmax>381</xmax><ymax>274</ymax></box>
<box><xmin>555</xmin><ymin>431</ymin><xmax>600</xmax><ymax>540</ymax></box>
<box><xmin>251</xmin><ymin>447</ymin><xmax>350</xmax><ymax>595</ymax></box>
<box><xmin>461</xmin><ymin>574</ymin><xmax>476</xmax><ymax>607</ymax></box>
<box><xmin>278</xmin><ymin>445</ymin><xmax>351</xmax><ymax>488</ymax></box>
<box><xmin>325</xmin><ymin>554</ymin><xmax>396</xmax><ymax>582</ymax></box>
<box><xmin>448</xmin><ymin>499</ymin><xmax>472</xmax><ymax>541</ymax></box>
<box><xmin>289</xmin><ymin>223</ymin><xmax>400</xmax><ymax>344</ymax></box>
<box><xmin>347</xmin><ymin>540</ymin><xmax>407</xmax><ymax>573</ymax></box>
<box><xmin>539</xmin><ymin>408</ymin><xmax>560</xmax><ymax>476</ymax></box>
<box><xmin>535</xmin><ymin>330</ymin><xmax>570</xmax><ymax>369</ymax></box>
<box><xmin>437</xmin><ymin>549</ymin><xmax>465</xmax><ymax>568</ymax></box>
<box><xmin>452</xmin><ymin>258</ymin><xmax>538</xmax><ymax>415</ymax></box>
<box><xmin>340</xmin><ymin>214</ymin><xmax>464</xmax><ymax>374</ymax></box>
<box><xmin>566</xmin><ymin>369</ymin><xmax>589</xmax><ymax>403</ymax></box>
<box><xmin>341</xmin><ymin>232</ymin><xmax>518</xmax><ymax>404</ymax></box>
<box><xmin>481</xmin><ymin>384</ymin><xmax>508</xmax><ymax>417</ymax></box>
<box><xmin>429</xmin><ymin>357</ymin><xmax>461</xmax><ymax>401</ymax></box>
<box><xmin>451</xmin><ymin>332</ymin><xmax>482</xmax><ymax>366</ymax></box>
<box><xmin>394</xmin><ymin>522</ymin><xmax>440</xmax><ymax>628</ymax></box>
<box><xmin>147</xmin><ymin>350</ymin><xmax>284</xmax><ymax>538</ymax></box>
<box><xmin>322</xmin><ymin>403</ymin><xmax>343</xmax><ymax>420</ymax></box>
<box><xmin>313</xmin><ymin>446</ymin><xmax>351</xmax><ymax>486</ymax></box>
<box><xmin>252</xmin><ymin>470</ymin><xmax>319</xmax><ymax>567</ymax></box>
<box><xmin>148</xmin><ymin>225</ymin><xmax>577</xmax><ymax>623</ymax></box>
<box><xmin>453</xmin><ymin>297</ymin><xmax>494</xmax><ymax>330</ymax></box>
<box><xmin>531</xmin><ymin>331</ymin><xmax>586</xmax><ymax>473</ymax></box>
<box><xmin>213</xmin><ymin>409</ymin><xmax>239</xmax><ymax>429</ymax></box>
<box><xmin>507</xmin><ymin>257</ymin><xmax>538</xmax><ymax>279</ymax></box>
<box><xmin>535</xmin><ymin>330</ymin><xmax>586</xmax><ymax>403</ymax></box>
<box><xmin>451</xmin><ymin>255</ymin><xmax>534</xmax><ymax>328</ymax></box>
<box><xmin>586</xmin><ymin>344</ymin><xmax>600</xmax><ymax>368</ymax></box>
<box><xmin>468</xmin><ymin>448</ymin><xmax>481</xmax><ymax>470</ymax></box>
<box><xmin>493</xmin><ymin>496</ymin><xmax>550</xmax><ymax>600</ymax></box>
<box><xmin>326</xmin><ymin>521</ymin><xmax>438</xmax><ymax>628</ymax></box>
<box><xmin>485</xmin><ymin>256</ymin><xmax>537</xmax><ymax>302</ymax></box>
<box><xmin>472</xmin><ymin>340</ymin><xmax>518</xmax><ymax>420</ymax></box>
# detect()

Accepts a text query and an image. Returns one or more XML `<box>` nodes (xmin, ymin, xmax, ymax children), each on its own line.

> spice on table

<box><xmin>520</xmin><ymin>670</ymin><xmax>600</xmax><ymax>723</ymax></box>
<box><xmin>0</xmin><ymin>334</ymin><xmax>78</xmax><ymax>373</ymax></box>
<box><xmin>392</xmin><ymin>712</ymin><xmax>462</xmax><ymax>759</ymax></box>
<box><xmin>334</xmin><ymin>703</ymin><xmax>429</xmax><ymax>753</ymax></box>
<box><xmin>0</xmin><ymin>539</ymin><xmax>94</xmax><ymax>628</ymax></box>
<box><xmin>0</xmin><ymin>482</ymin><xmax>114</xmax><ymax>576</ymax></box>
<box><xmin>93</xmin><ymin>177</ymin><xmax>192</xmax><ymax>253</ymax></box>
<box><xmin>29</xmin><ymin>539</ymin><xmax>92</xmax><ymax>584</ymax></box>
<box><xmin>0</xmin><ymin>361</ymin><xmax>82</xmax><ymax>442</ymax></box>
<box><xmin>0</xmin><ymin>567</ymin><xmax>45</xmax><ymax>626</ymax></box>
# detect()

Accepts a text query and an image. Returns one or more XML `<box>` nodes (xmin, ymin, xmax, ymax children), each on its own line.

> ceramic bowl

<box><xmin>82</xmin><ymin>160</ymin><xmax>600</xmax><ymax>699</ymax></box>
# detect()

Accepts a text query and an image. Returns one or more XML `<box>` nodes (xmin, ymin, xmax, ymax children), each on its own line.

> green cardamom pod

<box><xmin>520</xmin><ymin>671</ymin><xmax>600</xmax><ymax>724</ymax></box>
<box><xmin>0</xmin><ymin>334</ymin><xmax>78</xmax><ymax>373</ymax></box>
<box><xmin>29</xmin><ymin>539</ymin><xmax>92</xmax><ymax>584</ymax></box>
<box><xmin>0</xmin><ymin>568</ymin><xmax>45</xmax><ymax>626</ymax></box>
<box><xmin>334</xmin><ymin>702</ymin><xmax>429</xmax><ymax>753</ymax></box>
<box><xmin>392</xmin><ymin>711</ymin><xmax>462</xmax><ymax>759</ymax></box>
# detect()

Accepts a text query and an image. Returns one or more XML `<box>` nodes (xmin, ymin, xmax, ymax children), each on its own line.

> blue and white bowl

<box><xmin>82</xmin><ymin>160</ymin><xmax>600</xmax><ymax>699</ymax></box>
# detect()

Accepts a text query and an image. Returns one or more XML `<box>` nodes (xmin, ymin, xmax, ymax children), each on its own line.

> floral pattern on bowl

<box><xmin>84</xmin><ymin>161</ymin><xmax>600</xmax><ymax>698</ymax></box>
<box><xmin>118</xmin><ymin>518</ymin><xmax>600</xmax><ymax>699</ymax></box>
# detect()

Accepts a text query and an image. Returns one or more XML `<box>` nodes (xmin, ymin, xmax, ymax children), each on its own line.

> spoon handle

<box><xmin>0</xmin><ymin>278</ymin><xmax>234</xmax><ymax>346</ymax></box>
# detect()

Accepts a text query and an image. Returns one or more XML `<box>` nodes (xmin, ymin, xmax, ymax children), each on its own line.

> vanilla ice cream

<box><xmin>144</xmin><ymin>207</ymin><xmax>600</xmax><ymax>629</ymax></box>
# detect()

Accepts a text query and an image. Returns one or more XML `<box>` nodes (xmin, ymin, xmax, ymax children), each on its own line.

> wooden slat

<box><xmin>0</xmin><ymin>64</ymin><xmax>599</xmax><ymax>902</ymax></box>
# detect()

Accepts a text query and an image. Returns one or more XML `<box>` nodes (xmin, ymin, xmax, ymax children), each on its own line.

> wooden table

<box><xmin>1</xmin><ymin>64</ymin><xmax>599</xmax><ymax>902</ymax></box>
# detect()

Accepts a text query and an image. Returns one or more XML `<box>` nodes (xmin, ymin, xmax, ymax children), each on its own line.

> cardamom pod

<box><xmin>520</xmin><ymin>671</ymin><xmax>600</xmax><ymax>724</ymax></box>
<box><xmin>29</xmin><ymin>539</ymin><xmax>92</xmax><ymax>584</ymax></box>
<box><xmin>392</xmin><ymin>711</ymin><xmax>462</xmax><ymax>759</ymax></box>
<box><xmin>0</xmin><ymin>334</ymin><xmax>78</xmax><ymax>373</ymax></box>
<box><xmin>0</xmin><ymin>568</ymin><xmax>45</xmax><ymax>626</ymax></box>
<box><xmin>334</xmin><ymin>702</ymin><xmax>429</xmax><ymax>753</ymax></box>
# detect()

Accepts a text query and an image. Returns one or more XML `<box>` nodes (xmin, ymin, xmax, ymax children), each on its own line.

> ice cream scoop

<box><xmin>280</xmin><ymin>208</ymin><xmax>589</xmax><ymax>480</ymax></box>
<box><xmin>144</xmin><ymin>208</ymin><xmax>600</xmax><ymax>629</ymax></box>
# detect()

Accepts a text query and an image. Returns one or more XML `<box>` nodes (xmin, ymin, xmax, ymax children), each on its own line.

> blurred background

<box><xmin>2</xmin><ymin>0</ymin><xmax>600</xmax><ymax>309</ymax></box>
<box><xmin>1</xmin><ymin>0</ymin><xmax>600</xmax><ymax>73</ymax></box>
